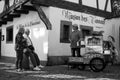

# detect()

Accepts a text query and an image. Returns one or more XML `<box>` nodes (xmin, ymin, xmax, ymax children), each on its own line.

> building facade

<box><xmin>0</xmin><ymin>0</ymin><xmax>120</xmax><ymax>65</ymax></box>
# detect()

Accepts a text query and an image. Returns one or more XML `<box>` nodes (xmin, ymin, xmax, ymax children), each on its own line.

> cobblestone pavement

<box><xmin>0</xmin><ymin>61</ymin><xmax>120</xmax><ymax>80</ymax></box>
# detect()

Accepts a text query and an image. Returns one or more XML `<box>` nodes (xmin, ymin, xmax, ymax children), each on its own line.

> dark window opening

<box><xmin>82</xmin><ymin>29</ymin><xmax>91</xmax><ymax>39</ymax></box>
<box><xmin>80</xmin><ymin>25</ymin><xmax>93</xmax><ymax>40</ymax></box>
<box><xmin>6</xmin><ymin>26</ymin><xmax>13</xmax><ymax>43</ymax></box>
<box><xmin>63</xmin><ymin>25</ymin><xmax>70</xmax><ymax>40</ymax></box>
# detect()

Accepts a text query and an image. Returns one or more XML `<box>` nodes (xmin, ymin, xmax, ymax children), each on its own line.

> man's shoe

<box><xmin>33</xmin><ymin>66</ymin><xmax>41</xmax><ymax>71</ymax></box>
<box><xmin>16</xmin><ymin>68</ymin><xmax>23</xmax><ymax>72</ymax></box>
<box><xmin>38</xmin><ymin>65</ymin><xmax>44</xmax><ymax>68</ymax></box>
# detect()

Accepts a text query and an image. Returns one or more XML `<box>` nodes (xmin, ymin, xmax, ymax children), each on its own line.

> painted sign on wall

<box><xmin>62</xmin><ymin>10</ymin><xmax>105</xmax><ymax>25</ymax></box>
<box><xmin>16</xmin><ymin>20</ymin><xmax>41</xmax><ymax>29</ymax></box>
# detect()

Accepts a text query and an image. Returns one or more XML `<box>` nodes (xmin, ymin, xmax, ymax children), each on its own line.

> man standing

<box><xmin>15</xmin><ymin>27</ymin><xmax>26</xmax><ymax>72</ymax></box>
<box><xmin>69</xmin><ymin>24</ymin><xmax>82</xmax><ymax>57</ymax></box>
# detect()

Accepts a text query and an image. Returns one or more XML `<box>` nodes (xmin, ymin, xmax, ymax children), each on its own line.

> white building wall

<box><xmin>1</xmin><ymin>25</ymin><xmax>15</xmax><ymax>57</ymax></box>
<box><xmin>0</xmin><ymin>1</ymin><xmax>4</xmax><ymax>13</ymax></box>
<box><xmin>1</xmin><ymin>9</ymin><xmax>49</xmax><ymax>61</ymax></box>
<box><xmin>82</xmin><ymin>0</ymin><xmax>97</xmax><ymax>8</ymax></box>
<box><xmin>2</xmin><ymin>6</ymin><xmax>118</xmax><ymax>62</ymax></box>
<box><xmin>82</xmin><ymin>0</ymin><xmax>111</xmax><ymax>12</ymax></box>
<box><xmin>48</xmin><ymin>7</ymin><xmax>105</xmax><ymax>56</ymax></box>
<box><xmin>48</xmin><ymin>7</ymin><xmax>70</xmax><ymax>56</ymax></box>
<box><xmin>105</xmin><ymin>19</ymin><xmax>120</xmax><ymax>61</ymax></box>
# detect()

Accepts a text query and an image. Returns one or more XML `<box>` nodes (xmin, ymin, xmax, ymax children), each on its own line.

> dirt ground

<box><xmin>0</xmin><ymin>61</ymin><xmax>120</xmax><ymax>80</ymax></box>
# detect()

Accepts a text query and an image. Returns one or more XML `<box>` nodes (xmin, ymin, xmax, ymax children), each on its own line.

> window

<box><xmin>60</xmin><ymin>21</ymin><xmax>72</xmax><ymax>43</ymax></box>
<box><xmin>80</xmin><ymin>25</ymin><xmax>93</xmax><ymax>40</ymax></box>
<box><xmin>6</xmin><ymin>26</ymin><xmax>13</xmax><ymax>43</ymax></box>
<box><xmin>82</xmin><ymin>29</ymin><xmax>91</xmax><ymax>39</ymax></box>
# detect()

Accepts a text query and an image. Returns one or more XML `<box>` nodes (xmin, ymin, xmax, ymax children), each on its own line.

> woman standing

<box><xmin>15</xmin><ymin>27</ymin><xmax>26</xmax><ymax>71</ymax></box>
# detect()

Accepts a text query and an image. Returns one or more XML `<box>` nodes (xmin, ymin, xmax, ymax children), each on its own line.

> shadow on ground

<box><xmin>0</xmin><ymin>61</ymin><xmax>120</xmax><ymax>80</ymax></box>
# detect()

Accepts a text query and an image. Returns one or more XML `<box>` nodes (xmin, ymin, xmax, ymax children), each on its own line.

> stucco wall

<box><xmin>48</xmin><ymin>7</ymin><xmax>105</xmax><ymax>57</ymax></box>
<box><xmin>104</xmin><ymin>18</ymin><xmax>120</xmax><ymax>62</ymax></box>
<box><xmin>1</xmin><ymin>10</ymin><xmax>49</xmax><ymax>61</ymax></box>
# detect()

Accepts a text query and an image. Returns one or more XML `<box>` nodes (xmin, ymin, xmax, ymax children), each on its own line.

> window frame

<box><xmin>60</xmin><ymin>20</ymin><xmax>72</xmax><ymax>43</ymax></box>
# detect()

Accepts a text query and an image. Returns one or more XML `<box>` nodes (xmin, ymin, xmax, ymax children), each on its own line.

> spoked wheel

<box><xmin>89</xmin><ymin>58</ymin><xmax>106</xmax><ymax>72</ymax></box>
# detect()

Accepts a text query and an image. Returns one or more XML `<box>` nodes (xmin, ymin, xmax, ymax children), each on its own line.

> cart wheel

<box><xmin>78</xmin><ymin>64</ymin><xmax>85</xmax><ymax>70</ymax></box>
<box><xmin>89</xmin><ymin>58</ymin><xmax>106</xmax><ymax>72</ymax></box>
